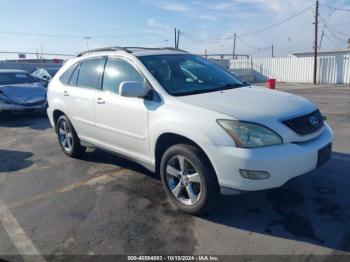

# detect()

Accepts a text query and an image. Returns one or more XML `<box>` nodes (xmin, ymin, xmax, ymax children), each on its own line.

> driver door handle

<box><xmin>63</xmin><ymin>91</ymin><xmax>69</xmax><ymax>96</ymax></box>
<box><xmin>97</xmin><ymin>97</ymin><xmax>105</xmax><ymax>104</ymax></box>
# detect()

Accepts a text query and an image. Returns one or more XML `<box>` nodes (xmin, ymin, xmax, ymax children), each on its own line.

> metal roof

<box><xmin>292</xmin><ymin>49</ymin><xmax>350</xmax><ymax>56</ymax></box>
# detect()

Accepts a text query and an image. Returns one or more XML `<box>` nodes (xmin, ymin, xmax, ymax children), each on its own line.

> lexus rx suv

<box><xmin>47</xmin><ymin>47</ymin><xmax>333</xmax><ymax>214</ymax></box>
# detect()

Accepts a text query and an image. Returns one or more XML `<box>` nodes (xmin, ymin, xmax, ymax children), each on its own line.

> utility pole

<box><xmin>313</xmin><ymin>0</ymin><xmax>319</xmax><ymax>85</ymax></box>
<box><xmin>176</xmin><ymin>30</ymin><xmax>180</xmax><ymax>48</ymax></box>
<box><xmin>174</xmin><ymin>28</ymin><xmax>177</xmax><ymax>48</ymax></box>
<box><xmin>40</xmin><ymin>44</ymin><xmax>44</xmax><ymax>68</ymax></box>
<box><xmin>271</xmin><ymin>45</ymin><xmax>274</xmax><ymax>58</ymax></box>
<box><xmin>233</xmin><ymin>33</ymin><xmax>237</xmax><ymax>59</ymax></box>
<box><xmin>288</xmin><ymin>36</ymin><xmax>291</xmax><ymax>54</ymax></box>
<box><xmin>84</xmin><ymin>36</ymin><xmax>91</xmax><ymax>52</ymax></box>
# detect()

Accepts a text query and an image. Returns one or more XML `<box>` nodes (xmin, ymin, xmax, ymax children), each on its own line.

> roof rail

<box><xmin>124</xmin><ymin>47</ymin><xmax>188</xmax><ymax>53</ymax></box>
<box><xmin>76</xmin><ymin>46</ymin><xmax>187</xmax><ymax>57</ymax></box>
<box><xmin>76</xmin><ymin>47</ymin><xmax>132</xmax><ymax>57</ymax></box>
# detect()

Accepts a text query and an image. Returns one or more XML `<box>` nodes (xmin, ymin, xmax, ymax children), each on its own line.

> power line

<box><xmin>319</xmin><ymin>9</ymin><xmax>336</xmax><ymax>49</ymax></box>
<box><xmin>322</xmin><ymin>4</ymin><xmax>350</xmax><ymax>12</ymax></box>
<box><xmin>240</xmin><ymin>5</ymin><xmax>313</xmax><ymax>37</ymax></box>
<box><xmin>181</xmin><ymin>32</ymin><xmax>230</xmax><ymax>44</ymax></box>
<box><xmin>182</xmin><ymin>6</ymin><xmax>310</xmax><ymax>45</ymax></box>
<box><xmin>325</xmin><ymin>27</ymin><xmax>348</xmax><ymax>43</ymax></box>
<box><xmin>319</xmin><ymin>15</ymin><xmax>348</xmax><ymax>43</ymax></box>
<box><xmin>327</xmin><ymin>26</ymin><xmax>349</xmax><ymax>38</ymax></box>
<box><xmin>0</xmin><ymin>30</ymin><xmax>169</xmax><ymax>39</ymax></box>
<box><xmin>237</xmin><ymin>37</ymin><xmax>271</xmax><ymax>51</ymax></box>
<box><xmin>323</xmin><ymin>32</ymin><xmax>341</xmax><ymax>47</ymax></box>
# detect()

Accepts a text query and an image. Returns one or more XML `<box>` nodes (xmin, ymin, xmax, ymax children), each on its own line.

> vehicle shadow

<box><xmin>0</xmin><ymin>149</ymin><xmax>33</xmax><ymax>173</ymax></box>
<box><xmin>201</xmin><ymin>151</ymin><xmax>350</xmax><ymax>252</ymax></box>
<box><xmin>78</xmin><ymin>147</ymin><xmax>350</xmax><ymax>252</ymax></box>
<box><xmin>0</xmin><ymin>113</ymin><xmax>51</xmax><ymax>131</ymax></box>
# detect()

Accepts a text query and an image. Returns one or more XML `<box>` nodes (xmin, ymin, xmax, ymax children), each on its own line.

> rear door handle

<box><xmin>97</xmin><ymin>98</ymin><xmax>105</xmax><ymax>104</ymax></box>
<box><xmin>63</xmin><ymin>91</ymin><xmax>69</xmax><ymax>96</ymax></box>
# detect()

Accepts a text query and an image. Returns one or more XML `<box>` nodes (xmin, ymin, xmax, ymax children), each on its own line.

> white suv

<box><xmin>47</xmin><ymin>47</ymin><xmax>333</xmax><ymax>214</ymax></box>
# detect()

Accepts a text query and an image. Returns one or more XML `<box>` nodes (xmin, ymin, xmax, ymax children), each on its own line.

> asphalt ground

<box><xmin>0</xmin><ymin>86</ymin><xmax>349</xmax><ymax>259</ymax></box>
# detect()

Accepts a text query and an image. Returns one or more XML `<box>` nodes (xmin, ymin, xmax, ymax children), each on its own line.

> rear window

<box><xmin>0</xmin><ymin>72</ymin><xmax>35</xmax><ymax>85</ymax></box>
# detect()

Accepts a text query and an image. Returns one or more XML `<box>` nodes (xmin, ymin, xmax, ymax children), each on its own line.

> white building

<box><xmin>291</xmin><ymin>40</ymin><xmax>350</xmax><ymax>58</ymax></box>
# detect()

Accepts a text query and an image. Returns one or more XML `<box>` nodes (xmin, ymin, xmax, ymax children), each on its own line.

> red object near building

<box><xmin>266</xmin><ymin>79</ymin><xmax>276</xmax><ymax>89</ymax></box>
<box><xmin>53</xmin><ymin>58</ymin><xmax>61</xmax><ymax>64</ymax></box>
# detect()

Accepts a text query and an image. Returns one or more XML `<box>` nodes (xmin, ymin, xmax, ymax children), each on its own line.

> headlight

<box><xmin>217</xmin><ymin>120</ymin><xmax>283</xmax><ymax>148</ymax></box>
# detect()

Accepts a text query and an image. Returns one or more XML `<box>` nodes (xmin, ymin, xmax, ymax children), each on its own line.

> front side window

<box><xmin>139</xmin><ymin>54</ymin><xmax>247</xmax><ymax>96</ymax></box>
<box><xmin>76</xmin><ymin>58</ymin><xmax>104</xmax><ymax>89</ymax></box>
<box><xmin>102</xmin><ymin>57</ymin><xmax>145</xmax><ymax>93</ymax></box>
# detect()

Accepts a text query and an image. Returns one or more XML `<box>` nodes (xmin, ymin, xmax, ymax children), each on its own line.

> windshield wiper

<box><xmin>216</xmin><ymin>83</ymin><xmax>249</xmax><ymax>90</ymax></box>
<box><xmin>173</xmin><ymin>83</ymin><xmax>249</xmax><ymax>96</ymax></box>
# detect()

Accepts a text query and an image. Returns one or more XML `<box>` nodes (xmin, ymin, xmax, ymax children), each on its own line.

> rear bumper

<box><xmin>203</xmin><ymin>123</ymin><xmax>333</xmax><ymax>193</ymax></box>
<box><xmin>47</xmin><ymin>107</ymin><xmax>55</xmax><ymax>127</ymax></box>
<box><xmin>0</xmin><ymin>103</ymin><xmax>47</xmax><ymax>112</ymax></box>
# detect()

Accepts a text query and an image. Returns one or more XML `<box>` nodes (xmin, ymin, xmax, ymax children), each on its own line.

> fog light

<box><xmin>240</xmin><ymin>169</ymin><xmax>270</xmax><ymax>180</ymax></box>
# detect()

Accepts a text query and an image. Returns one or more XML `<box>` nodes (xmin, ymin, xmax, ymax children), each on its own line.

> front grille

<box><xmin>283</xmin><ymin>109</ymin><xmax>324</xmax><ymax>136</ymax></box>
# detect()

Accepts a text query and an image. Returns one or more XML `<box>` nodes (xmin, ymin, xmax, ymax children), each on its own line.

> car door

<box><xmin>94</xmin><ymin>56</ymin><xmax>150</xmax><ymax>163</ymax></box>
<box><xmin>65</xmin><ymin>57</ymin><xmax>105</xmax><ymax>143</ymax></box>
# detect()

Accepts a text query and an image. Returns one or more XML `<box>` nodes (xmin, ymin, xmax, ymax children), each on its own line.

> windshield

<box><xmin>139</xmin><ymin>54</ymin><xmax>247</xmax><ymax>96</ymax></box>
<box><xmin>0</xmin><ymin>72</ymin><xmax>35</xmax><ymax>85</ymax></box>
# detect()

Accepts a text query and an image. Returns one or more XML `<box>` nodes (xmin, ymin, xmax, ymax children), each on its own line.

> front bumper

<box><xmin>203</xmin><ymin>123</ymin><xmax>333</xmax><ymax>193</ymax></box>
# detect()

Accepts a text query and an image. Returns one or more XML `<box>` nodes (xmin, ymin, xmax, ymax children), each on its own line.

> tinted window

<box><xmin>60</xmin><ymin>64</ymin><xmax>78</xmax><ymax>85</ymax></box>
<box><xmin>77</xmin><ymin>58</ymin><xmax>104</xmax><ymax>89</ymax></box>
<box><xmin>102</xmin><ymin>57</ymin><xmax>145</xmax><ymax>93</ymax></box>
<box><xmin>69</xmin><ymin>64</ymin><xmax>80</xmax><ymax>86</ymax></box>
<box><xmin>139</xmin><ymin>55</ymin><xmax>246</xmax><ymax>96</ymax></box>
<box><xmin>0</xmin><ymin>72</ymin><xmax>35</xmax><ymax>85</ymax></box>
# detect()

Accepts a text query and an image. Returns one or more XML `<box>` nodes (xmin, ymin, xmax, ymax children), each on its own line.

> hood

<box><xmin>177</xmin><ymin>86</ymin><xmax>316</xmax><ymax>122</ymax></box>
<box><xmin>0</xmin><ymin>83</ymin><xmax>47</xmax><ymax>105</ymax></box>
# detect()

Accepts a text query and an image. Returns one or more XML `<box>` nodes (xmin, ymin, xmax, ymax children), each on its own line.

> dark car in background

<box><xmin>0</xmin><ymin>69</ymin><xmax>47</xmax><ymax>115</ymax></box>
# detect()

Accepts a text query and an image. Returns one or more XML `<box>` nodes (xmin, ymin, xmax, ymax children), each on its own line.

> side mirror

<box><xmin>119</xmin><ymin>81</ymin><xmax>148</xmax><ymax>98</ymax></box>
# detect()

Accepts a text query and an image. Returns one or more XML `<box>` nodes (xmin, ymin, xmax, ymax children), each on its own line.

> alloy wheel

<box><xmin>166</xmin><ymin>155</ymin><xmax>202</xmax><ymax>206</ymax></box>
<box><xmin>58</xmin><ymin>120</ymin><xmax>73</xmax><ymax>151</ymax></box>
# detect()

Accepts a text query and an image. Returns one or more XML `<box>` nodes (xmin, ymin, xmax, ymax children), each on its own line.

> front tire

<box><xmin>56</xmin><ymin>115</ymin><xmax>85</xmax><ymax>158</ymax></box>
<box><xmin>160</xmin><ymin>144</ymin><xmax>219</xmax><ymax>215</ymax></box>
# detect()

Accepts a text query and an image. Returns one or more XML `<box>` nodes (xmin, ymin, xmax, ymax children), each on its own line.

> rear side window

<box><xmin>60</xmin><ymin>64</ymin><xmax>78</xmax><ymax>85</ymax></box>
<box><xmin>69</xmin><ymin>64</ymin><xmax>80</xmax><ymax>86</ymax></box>
<box><xmin>76</xmin><ymin>58</ymin><xmax>104</xmax><ymax>89</ymax></box>
<box><xmin>102</xmin><ymin>57</ymin><xmax>145</xmax><ymax>93</ymax></box>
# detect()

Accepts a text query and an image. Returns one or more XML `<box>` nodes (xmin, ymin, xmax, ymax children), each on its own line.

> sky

<box><xmin>0</xmin><ymin>0</ymin><xmax>349</xmax><ymax>58</ymax></box>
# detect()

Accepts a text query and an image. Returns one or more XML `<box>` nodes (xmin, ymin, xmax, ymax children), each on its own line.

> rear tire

<box><xmin>160</xmin><ymin>144</ymin><xmax>219</xmax><ymax>215</ymax></box>
<box><xmin>56</xmin><ymin>115</ymin><xmax>85</xmax><ymax>158</ymax></box>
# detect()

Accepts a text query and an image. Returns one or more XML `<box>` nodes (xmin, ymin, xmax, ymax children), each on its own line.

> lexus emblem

<box><xmin>309</xmin><ymin>116</ymin><xmax>319</xmax><ymax>127</ymax></box>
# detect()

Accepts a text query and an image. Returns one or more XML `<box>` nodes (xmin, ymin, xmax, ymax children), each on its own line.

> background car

<box><xmin>31</xmin><ymin>68</ymin><xmax>60</xmax><ymax>87</ymax></box>
<box><xmin>0</xmin><ymin>69</ymin><xmax>47</xmax><ymax>115</ymax></box>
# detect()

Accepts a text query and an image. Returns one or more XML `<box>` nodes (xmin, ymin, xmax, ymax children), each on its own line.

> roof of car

<box><xmin>0</xmin><ymin>69</ymin><xmax>27</xmax><ymax>74</ymax></box>
<box><xmin>76</xmin><ymin>47</ymin><xmax>188</xmax><ymax>58</ymax></box>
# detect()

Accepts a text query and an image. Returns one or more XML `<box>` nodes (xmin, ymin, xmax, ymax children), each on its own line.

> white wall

<box><xmin>230</xmin><ymin>55</ymin><xmax>350</xmax><ymax>84</ymax></box>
